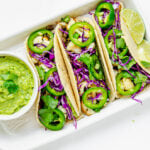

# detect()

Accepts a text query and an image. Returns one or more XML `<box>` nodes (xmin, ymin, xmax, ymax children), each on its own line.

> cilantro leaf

<box><xmin>78</xmin><ymin>53</ymin><xmax>95</xmax><ymax>80</ymax></box>
<box><xmin>39</xmin><ymin>109</ymin><xmax>53</xmax><ymax>124</ymax></box>
<box><xmin>116</xmin><ymin>38</ymin><xmax>126</xmax><ymax>49</ymax></box>
<box><xmin>78</xmin><ymin>53</ymin><xmax>92</xmax><ymax>67</ymax></box>
<box><xmin>41</xmin><ymin>95</ymin><xmax>58</xmax><ymax>109</ymax></box>
<box><xmin>36</xmin><ymin>66</ymin><xmax>45</xmax><ymax>80</ymax></box>
<box><xmin>3</xmin><ymin>80</ymin><xmax>19</xmax><ymax>94</ymax></box>
<box><xmin>134</xmin><ymin>72</ymin><xmax>148</xmax><ymax>84</ymax></box>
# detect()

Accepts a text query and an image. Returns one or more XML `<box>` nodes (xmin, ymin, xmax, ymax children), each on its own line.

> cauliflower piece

<box><xmin>122</xmin><ymin>78</ymin><xmax>134</xmax><ymax>90</ymax></box>
<box><xmin>75</xmin><ymin>28</ymin><xmax>83</xmax><ymax>36</ymax></box>
<box><xmin>87</xmin><ymin>42</ymin><xmax>95</xmax><ymax>50</ymax></box>
<box><xmin>39</xmin><ymin>64</ymin><xmax>49</xmax><ymax>72</ymax></box>
<box><xmin>67</xmin><ymin>41</ymin><xmax>81</xmax><ymax>53</ymax></box>
<box><xmin>81</xmin><ymin>101</ymin><xmax>95</xmax><ymax>116</ymax></box>
<box><xmin>84</xmin><ymin>30</ymin><xmax>90</xmax><ymax>38</ymax></box>
<box><xmin>79</xmin><ymin>81</ymin><xmax>87</xmax><ymax>95</ymax></box>
<box><xmin>58</xmin><ymin>106</ymin><xmax>67</xmax><ymax>118</ymax></box>
<box><xmin>67</xmin><ymin>18</ymin><xmax>76</xmax><ymax>30</ymax></box>
<box><xmin>43</xmin><ymin>37</ymin><xmax>50</xmax><ymax>46</ymax></box>
<box><xmin>33</xmin><ymin>36</ymin><xmax>42</xmax><ymax>44</ymax></box>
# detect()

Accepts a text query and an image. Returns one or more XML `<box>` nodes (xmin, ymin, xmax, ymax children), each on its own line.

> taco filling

<box><xmin>58</xmin><ymin>16</ymin><xmax>110</xmax><ymax>115</ymax></box>
<box><xmin>94</xmin><ymin>0</ymin><xmax>150</xmax><ymax>103</ymax></box>
<box><xmin>28</xmin><ymin>27</ymin><xmax>78</xmax><ymax>131</ymax></box>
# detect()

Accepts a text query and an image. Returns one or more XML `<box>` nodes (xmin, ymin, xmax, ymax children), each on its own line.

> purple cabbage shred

<box><xmin>59</xmin><ymin>28</ymin><xmax>68</xmax><ymax>35</ymax></box>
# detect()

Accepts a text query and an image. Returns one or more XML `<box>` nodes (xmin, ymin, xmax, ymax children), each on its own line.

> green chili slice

<box><xmin>69</xmin><ymin>22</ymin><xmax>95</xmax><ymax>47</ymax></box>
<box><xmin>28</xmin><ymin>29</ymin><xmax>53</xmax><ymax>54</ymax></box>
<box><xmin>44</xmin><ymin>68</ymin><xmax>65</xmax><ymax>96</ymax></box>
<box><xmin>39</xmin><ymin>108</ymin><xmax>65</xmax><ymax>131</ymax></box>
<box><xmin>116</xmin><ymin>71</ymin><xmax>142</xmax><ymax>96</ymax></box>
<box><xmin>82</xmin><ymin>87</ymin><xmax>107</xmax><ymax>110</ymax></box>
<box><xmin>95</xmin><ymin>2</ymin><xmax>115</xmax><ymax>29</ymax></box>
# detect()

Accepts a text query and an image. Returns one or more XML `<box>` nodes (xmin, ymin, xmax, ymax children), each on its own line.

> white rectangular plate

<box><xmin>0</xmin><ymin>0</ymin><xmax>150</xmax><ymax>149</ymax></box>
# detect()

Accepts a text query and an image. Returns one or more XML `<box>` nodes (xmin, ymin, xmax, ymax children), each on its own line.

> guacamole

<box><xmin>0</xmin><ymin>56</ymin><xmax>34</xmax><ymax>115</ymax></box>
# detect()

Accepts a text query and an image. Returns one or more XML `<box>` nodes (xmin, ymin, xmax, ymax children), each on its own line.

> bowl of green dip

<box><xmin>0</xmin><ymin>52</ymin><xmax>38</xmax><ymax>120</ymax></box>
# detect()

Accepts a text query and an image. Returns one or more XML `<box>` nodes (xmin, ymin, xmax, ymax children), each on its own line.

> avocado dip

<box><xmin>0</xmin><ymin>56</ymin><xmax>34</xmax><ymax>115</ymax></box>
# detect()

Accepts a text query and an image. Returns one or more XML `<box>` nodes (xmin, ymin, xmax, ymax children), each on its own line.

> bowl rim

<box><xmin>0</xmin><ymin>51</ymin><xmax>38</xmax><ymax>120</ymax></box>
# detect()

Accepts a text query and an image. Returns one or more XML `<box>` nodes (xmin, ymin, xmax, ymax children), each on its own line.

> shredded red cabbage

<box><xmin>75</xmin><ymin>48</ymin><xmax>96</xmax><ymax>60</ymax></box>
<box><xmin>34</xmin><ymin>43</ymin><xmax>47</xmax><ymax>48</ymax></box>
<box><xmin>30</xmin><ymin>52</ymin><xmax>53</xmax><ymax>68</ymax></box>
<box><xmin>38</xmin><ymin>76</ymin><xmax>51</xmax><ymax>91</ymax></box>
<box><xmin>39</xmin><ymin>71</ymin><xmax>64</xmax><ymax>92</ymax></box>
<box><xmin>131</xmin><ymin>83</ymin><xmax>145</xmax><ymax>104</ymax></box>
<box><xmin>131</xmin><ymin>64</ymin><xmax>150</xmax><ymax>79</ymax></box>
<box><xmin>59</xmin><ymin>28</ymin><xmax>68</xmax><ymax>35</ymax></box>
<box><xmin>49</xmin><ymin>72</ymin><xmax>64</xmax><ymax>92</ymax></box>
<box><xmin>81</xmin><ymin>28</ymin><xmax>86</xmax><ymax>42</ymax></box>
<box><xmin>113</xmin><ymin>2</ymin><xmax>121</xmax><ymax>30</ymax></box>
<box><xmin>42</xmin><ymin>50</ymin><xmax>54</xmax><ymax>60</ymax></box>
<box><xmin>88</xmin><ymin>11</ymin><xmax>94</xmax><ymax>15</ymax></box>
<box><xmin>116</xmin><ymin>7</ymin><xmax>121</xmax><ymax>30</ymax></box>
<box><xmin>61</xmin><ymin>96</ymin><xmax>77</xmax><ymax>128</ymax></box>
<box><xmin>103</xmin><ymin>25</ymin><xmax>113</xmax><ymax>37</ymax></box>
<box><xmin>82</xmin><ymin>27</ymin><xmax>90</xmax><ymax>31</ymax></box>
<box><xmin>68</xmin><ymin>49</ymin><xmax>108</xmax><ymax>93</ymax></box>
<box><xmin>87</xmin><ymin>80</ymin><xmax>100</xmax><ymax>87</ymax></box>
<box><xmin>88</xmin><ymin>93</ymin><xmax>102</xmax><ymax>104</ymax></box>
<box><xmin>120</xmin><ymin>56</ymin><xmax>132</xmax><ymax>66</ymax></box>
<box><xmin>112</xmin><ymin>31</ymin><xmax>136</xmax><ymax>78</ymax></box>
<box><xmin>146</xmin><ymin>80</ymin><xmax>150</xmax><ymax>84</ymax></box>
<box><xmin>105</xmin><ymin>0</ymin><xmax>114</xmax><ymax>2</ymax></box>
<box><xmin>67</xmin><ymin>47</ymin><xmax>95</xmax><ymax>61</ymax></box>
<box><xmin>61</xmin><ymin>96</ymin><xmax>72</xmax><ymax>120</ymax></box>
<box><xmin>102</xmin><ymin>10</ymin><xmax>110</xmax><ymax>24</ymax></box>
<box><xmin>62</xmin><ymin>38</ymin><xmax>67</xmax><ymax>49</ymax></box>
<box><xmin>100</xmin><ymin>80</ymin><xmax>110</xmax><ymax>90</ymax></box>
<box><xmin>72</xmin><ymin>116</ymin><xmax>77</xmax><ymax>129</ymax></box>
<box><xmin>51</xmin><ymin>72</ymin><xmax>61</xmax><ymax>86</ymax></box>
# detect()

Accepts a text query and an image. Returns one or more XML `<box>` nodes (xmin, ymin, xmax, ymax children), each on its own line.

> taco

<box><xmin>25</xmin><ymin>25</ymin><xmax>80</xmax><ymax>131</ymax></box>
<box><xmin>92</xmin><ymin>1</ymin><xmax>150</xmax><ymax>101</ymax></box>
<box><xmin>56</xmin><ymin>16</ymin><xmax>115</xmax><ymax>116</ymax></box>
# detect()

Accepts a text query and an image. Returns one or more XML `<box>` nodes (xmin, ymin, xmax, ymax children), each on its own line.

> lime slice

<box><xmin>121</xmin><ymin>8</ymin><xmax>145</xmax><ymax>44</ymax></box>
<box><xmin>138</xmin><ymin>40</ymin><xmax>150</xmax><ymax>68</ymax></box>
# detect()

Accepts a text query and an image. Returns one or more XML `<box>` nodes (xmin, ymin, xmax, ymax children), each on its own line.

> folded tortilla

<box><xmin>56</xmin><ymin>16</ymin><xmax>115</xmax><ymax>116</ymax></box>
<box><xmin>25</xmin><ymin>29</ymin><xmax>80</xmax><ymax>128</ymax></box>
<box><xmin>92</xmin><ymin>2</ymin><xmax>150</xmax><ymax>98</ymax></box>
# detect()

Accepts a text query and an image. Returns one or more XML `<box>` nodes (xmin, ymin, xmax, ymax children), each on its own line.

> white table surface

<box><xmin>0</xmin><ymin>0</ymin><xmax>150</xmax><ymax>150</ymax></box>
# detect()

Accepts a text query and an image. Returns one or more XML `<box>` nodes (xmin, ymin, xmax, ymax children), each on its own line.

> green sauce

<box><xmin>0</xmin><ymin>56</ymin><xmax>34</xmax><ymax>115</ymax></box>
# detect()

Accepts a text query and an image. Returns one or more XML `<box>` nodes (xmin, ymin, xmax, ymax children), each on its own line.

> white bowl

<box><xmin>0</xmin><ymin>51</ymin><xmax>38</xmax><ymax>120</ymax></box>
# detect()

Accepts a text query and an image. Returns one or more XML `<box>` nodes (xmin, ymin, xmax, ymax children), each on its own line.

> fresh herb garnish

<box><xmin>3</xmin><ymin>80</ymin><xmax>19</xmax><ymax>94</ymax></box>
<box><xmin>36</xmin><ymin>66</ymin><xmax>45</xmax><ymax>80</ymax></box>
<box><xmin>41</xmin><ymin>95</ymin><xmax>58</xmax><ymax>109</ymax></box>
<box><xmin>39</xmin><ymin>109</ymin><xmax>54</xmax><ymax>123</ymax></box>
<box><xmin>134</xmin><ymin>72</ymin><xmax>148</xmax><ymax>84</ymax></box>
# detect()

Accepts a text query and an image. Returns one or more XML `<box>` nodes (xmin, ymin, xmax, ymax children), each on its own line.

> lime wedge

<box><xmin>138</xmin><ymin>40</ymin><xmax>150</xmax><ymax>68</ymax></box>
<box><xmin>121</xmin><ymin>8</ymin><xmax>145</xmax><ymax>44</ymax></box>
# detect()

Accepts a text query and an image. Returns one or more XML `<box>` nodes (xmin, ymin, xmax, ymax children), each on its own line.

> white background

<box><xmin>0</xmin><ymin>0</ymin><xmax>150</xmax><ymax>150</ymax></box>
